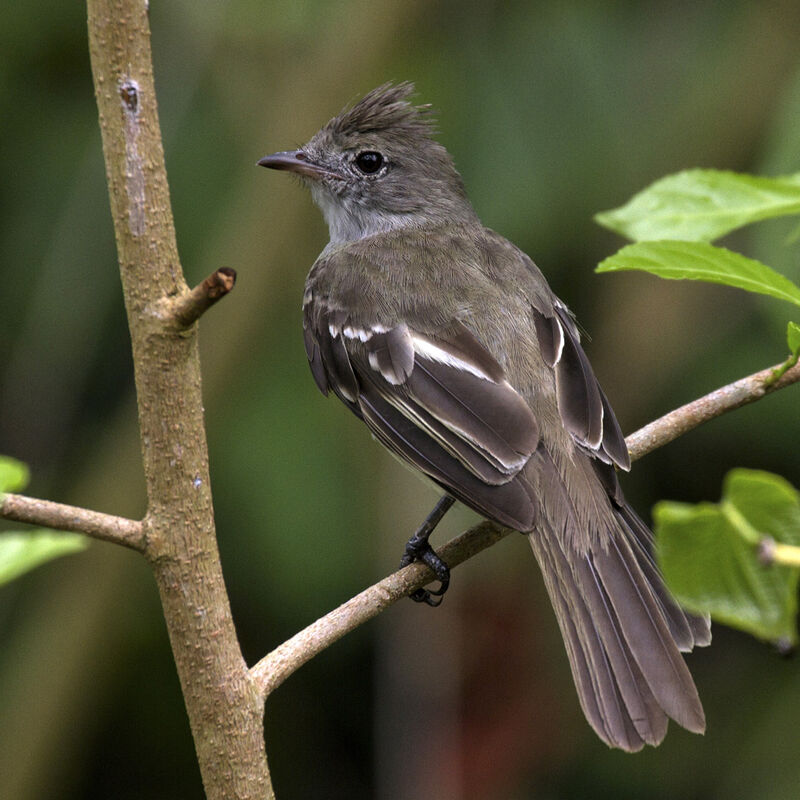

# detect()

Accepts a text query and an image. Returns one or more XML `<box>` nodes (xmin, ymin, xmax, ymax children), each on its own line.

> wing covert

<box><xmin>302</xmin><ymin>299</ymin><xmax>541</xmax><ymax>528</ymax></box>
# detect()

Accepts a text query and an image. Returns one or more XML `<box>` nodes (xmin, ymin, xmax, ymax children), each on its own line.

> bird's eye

<box><xmin>354</xmin><ymin>151</ymin><xmax>384</xmax><ymax>174</ymax></box>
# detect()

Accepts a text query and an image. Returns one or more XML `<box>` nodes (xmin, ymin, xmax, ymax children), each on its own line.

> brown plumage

<box><xmin>259</xmin><ymin>83</ymin><xmax>710</xmax><ymax>751</ymax></box>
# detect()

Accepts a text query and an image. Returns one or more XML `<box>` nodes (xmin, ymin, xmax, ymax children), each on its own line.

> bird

<box><xmin>258</xmin><ymin>82</ymin><xmax>710</xmax><ymax>751</ymax></box>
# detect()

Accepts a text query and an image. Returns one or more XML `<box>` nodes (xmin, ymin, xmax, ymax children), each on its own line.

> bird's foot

<box><xmin>399</xmin><ymin>495</ymin><xmax>454</xmax><ymax>606</ymax></box>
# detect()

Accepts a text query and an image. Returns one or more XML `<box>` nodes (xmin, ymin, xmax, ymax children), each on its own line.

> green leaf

<box><xmin>0</xmin><ymin>530</ymin><xmax>89</xmax><ymax>586</ymax></box>
<box><xmin>595</xmin><ymin>169</ymin><xmax>800</xmax><ymax>242</ymax></box>
<box><xmin>656</xmin><ymin>469</ymin><xmax>800</xmax><ymax>644</ymax></box>
<box><xmin>725</xmin><ymin>470</ymin><xmax>800</xmax><ymax>547</ymax></box>
<box><xmin>765</xmin><ymin>321</ymin><xmax>800</xmax><ymax>386</ymax></box>
<box><xmin>0</xmin><ymin>456</ymin><xmax>30</xmax><ymax>496</ymax></box>
<box><xmin>596</xmin><ymin>240</ymin><xmax>800</xmax><ymax>308</ymax></box>
<box><xmin>788</xmin><ymin>321</ymin><xmax>800</xmax><ymax>356</ymax></box>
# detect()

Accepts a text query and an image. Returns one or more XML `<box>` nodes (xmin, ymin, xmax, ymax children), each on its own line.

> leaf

<box><xmin>596</xmin><ymin>240</ymin><xmax>800</xmax><ymax>308</ymax></box>
<box><xmin>725</xmin><ymin>470</ymin><xmax>800</xmax><ymax>548</ymax></box>
<box><xmin>788</xmin><ymin>321</ymin><xmax>800</xmax><ymax>356</ymax></box>
<box><xmin>656</xmin><ymin>469</ymin><xmax>800</xmax><ymax>644</ymax></box>
<box><xmin>765</xmin><ymin>321</ymin><xmax>800</xmax><ymax>386</ymax></box>
<box><xmin>0</xmin><ymin>456</ymin><xmax>30</xmax><ymax>496</ymax></box>
<box><xmin>595</xmin><ymin>169</ymin><xmax>800</xmax><ymax>242</ymax></box>
<box><xmin>0</xmin><ymin>530</ymin><xmax>89</xmax><ymax>586</ymax></box>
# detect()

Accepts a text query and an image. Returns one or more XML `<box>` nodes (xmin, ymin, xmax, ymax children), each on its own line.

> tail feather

<box><xmin>592</xmin><ymin>458</ymin><xmax>712</xmax><ymax>652</ymax></box>
<box><xmin>525</xmin><ymin>452</ymin><xmax>708</xmax><ymax>749</ymax></box>
<box><xmin>594</xmin><ymin>530</ymin><xmax>705</xmax><ymax>733</ymax></box>
<box><xmin>617</xmin><ymin>502</ymin><xmax>712</xmax><ymax>650</ymax></box>
<box><xmin>530</xmin><ymin>533</ymin><xmax>669</xmax><ymax>750</ymax></box>
<box><xmin>530</xmin><ymin>533</ymin><xmax>632</xmax><ymax>748</ymax></box>
<box><xmin>581</xmin><ymin>548</ymin><xmax>670</xmax><ymax>745</ymax></box>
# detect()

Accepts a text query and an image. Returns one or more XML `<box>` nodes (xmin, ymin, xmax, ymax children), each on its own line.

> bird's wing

<box><xmin>303</xmin><ymin>301</ymin><xmax>540</xmax><ymax>530</ymax></box>
<box><xmin>531</xmin><ymin>301</ymin><xmax>630</xmax><ymax>470</ymax></box>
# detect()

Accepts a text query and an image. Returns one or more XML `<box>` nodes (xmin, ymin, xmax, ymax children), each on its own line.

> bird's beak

<box><xmin>257</xmin><ymin>149</ymin><xmax>341</xmax><ymax>181</ymax></box>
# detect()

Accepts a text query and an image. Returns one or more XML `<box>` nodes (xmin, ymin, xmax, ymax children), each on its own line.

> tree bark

<box><xmin>86</xmin><ymin>1</ymin><xmax>272</xmax><ymax>796</ymax></box>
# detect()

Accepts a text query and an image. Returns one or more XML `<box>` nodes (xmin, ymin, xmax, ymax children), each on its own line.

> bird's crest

<box><xmin>323</xmin><ymin>82</ymin><xmax>436</xmax><ymax>139</ymax></box>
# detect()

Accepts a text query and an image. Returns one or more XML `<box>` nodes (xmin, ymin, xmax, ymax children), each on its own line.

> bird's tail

<box><xmin>526</xmin><ymin>459</ymin><xmax>711</xmax><ymax>751</ymax></box>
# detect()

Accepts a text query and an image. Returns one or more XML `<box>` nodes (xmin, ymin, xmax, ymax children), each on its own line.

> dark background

<box><xmin>2</xmin><ymin>1</ymin><xmax>800</xmax><ymax>798</ymax></box>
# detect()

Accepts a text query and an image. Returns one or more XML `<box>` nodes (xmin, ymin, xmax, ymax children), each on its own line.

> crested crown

<box><xmin>323</xmin><ymin>82</ymin><xmax>436</xmax><ymax>139</ymax></box>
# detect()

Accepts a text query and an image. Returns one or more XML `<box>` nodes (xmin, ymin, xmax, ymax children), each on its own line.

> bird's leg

<box><xmin>399</xmin><ymin>494</ymin><xmax>456</xmax><ymax>606</ymax></box>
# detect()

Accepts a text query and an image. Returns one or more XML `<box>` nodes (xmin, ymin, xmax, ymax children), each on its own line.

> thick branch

<box><xmin>0</xmin><ymin>494</ymin><xmax>143</xmax><ymax>550</ymax></box>
<box><xmin>87</xmin><ymin>2</ymin><xmax>270</xmax><ymax>797</ymax></box>
<box><xmin>251</xmin><ymin>355</ymin><xmax>800</xmax><ymax>698</ymax></box>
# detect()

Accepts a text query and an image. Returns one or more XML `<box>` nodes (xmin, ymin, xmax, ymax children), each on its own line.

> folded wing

<box><xmin>304</xmin><ymin>305</ymin><xmax>540</xmax><ymax>529</ymax></box>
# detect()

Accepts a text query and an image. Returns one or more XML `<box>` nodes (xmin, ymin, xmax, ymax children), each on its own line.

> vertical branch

<box><xmin>86</xmin><ymin>2</ymin><xmax>272</xmax><ymax>797</ymax></box>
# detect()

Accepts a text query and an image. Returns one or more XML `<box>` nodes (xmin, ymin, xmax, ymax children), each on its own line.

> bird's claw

<box><xmin>399</xmin><ymin>494</ymin><xmax>455</xmax><ymax>606</ymax></box>
<box><xmin>401</xmin><ymin>538</ymin><xmax>451</xmax><ymax>606</ymax></box>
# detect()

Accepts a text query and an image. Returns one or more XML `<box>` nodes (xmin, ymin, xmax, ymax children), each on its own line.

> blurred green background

<box><xmin>2</xmin><ymin>1</ymin><xmax>800</xmax><ymax>798</ymax></box>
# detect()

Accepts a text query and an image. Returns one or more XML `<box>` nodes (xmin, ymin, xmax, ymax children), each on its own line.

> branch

<box><xmin>250</xmin><ymin>355</ymin><xmax>800</xmax><ymax>698</ymax></box>
<box><xmin>626</xmin><ymin>358</ymin><xmax>800</xmax><ymax>462</ymax></box>
<box><xmin>0</xmin><ymin>494</ymin><xmax>144</xmax><ymax>550</ymax></box>
<box><xmin>250</xmin><ymin>521</ymin><xmax>509</xmax><ymax>697</ymax></box>
<box><xmin>157</xmin><ymin>267</ymin><xmax>237</xmax><ymax>329</ymax></box>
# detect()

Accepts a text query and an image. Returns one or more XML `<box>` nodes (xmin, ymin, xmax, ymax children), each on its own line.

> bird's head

<box><xmin>259</xmin><ymin>83</ymin><xmax>477</xmax><ymax>243</ymax></box>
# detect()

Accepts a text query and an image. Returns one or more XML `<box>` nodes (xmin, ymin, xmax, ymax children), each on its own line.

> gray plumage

<box><xmin>259</xmin><ymin>82</ymin><xmax>710</xmax><ymax>751</ymax></box>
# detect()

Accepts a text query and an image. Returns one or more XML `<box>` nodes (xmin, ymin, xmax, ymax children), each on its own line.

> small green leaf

<box><xmin>788</xmin><ymin>321</ymin><xmax>800</xmax><ymax>356</ymax></box>
<box><xmin>766</xmin><ymin>321</ymin><xmax>800</xmax><ymax>386</ymax></box>
<box><xmin>0</xmin><ymin>456</ymin><xmax>30</xmax><ymax>496</ymax></box>
<box><xmin>597</xmin><ymin>240</ymin><xmax>800</xmax><ymax>308</ymax></box>
<box><xmin>0</xmin><ymin>530</ymin><xmax>89</xmax><ymax>586</ymax></box>
<box><xmin>595</xmin><ymin>169</ymin><xmax>800</xmax><ymax>242</ymax></box>
<box><xmin>656</xmin><ymin>469</ymin><xmax>800</xmax><ymax>644</ymax></box>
